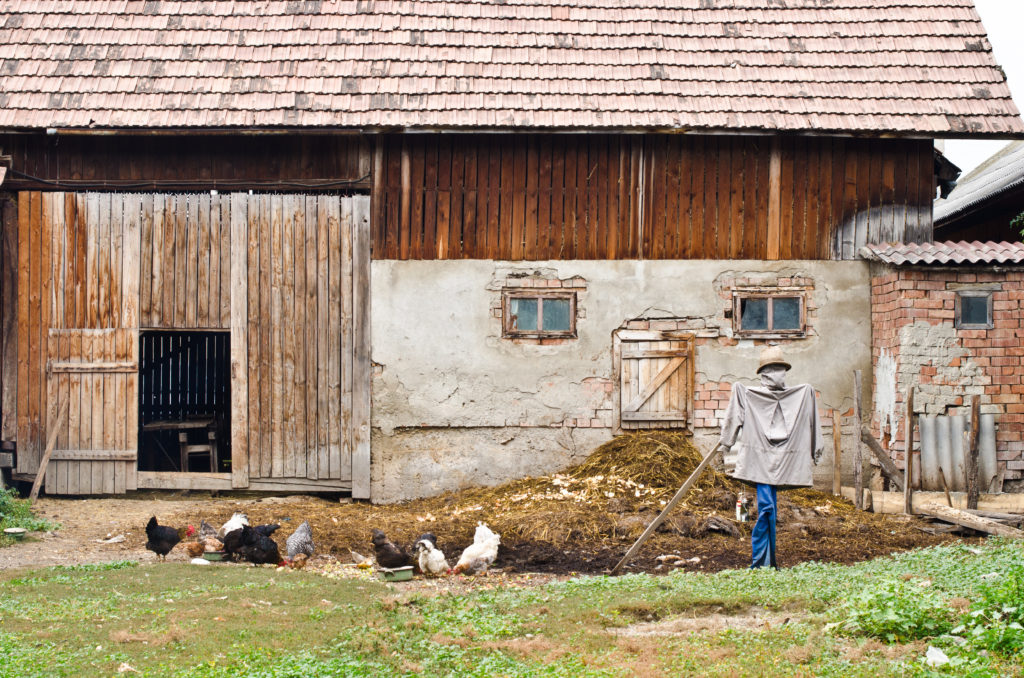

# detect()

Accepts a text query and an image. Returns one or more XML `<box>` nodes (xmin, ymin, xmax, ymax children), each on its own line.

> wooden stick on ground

<box><xmin>859</xmin><ymin>425</ymin><xmax>905</xmax><ymax>488</ymax></box>
<box><xmin>938</xmin><ymin>467</ymin><xmax>953</xmax><ymax>508</ymax></box>
<box><xmin>29</xmin><ymin>395</ymin><xmax>68</xmax><ymax>502</ymax></box>
<box><xmin>611</xmin><ymin>443</ymin><xmax>724</xmax><ymax>576</ymax></box>
<box><xmin>917</xmin><ymin>503</ymin><xmax>1024</xmax><ymax>539</ymax></box>
<box><xmin>832</xmin><ymin>408</ymin><xmax>841</xmax><ymax>496</ymax></box>
<box><xmin>853</xmin><ymin>370</ymin><xmax>864</xmax><ymax>510</ymax></box>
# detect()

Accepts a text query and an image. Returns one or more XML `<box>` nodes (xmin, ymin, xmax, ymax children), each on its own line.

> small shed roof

<box><xmin>934</xmin><ymin>141</ymin><xmax>1024</xmax><ymax>226</ymax></box>
<box><xmin>0</xmin><ymin>0</ymin><xmax>1022</xmax><ymax>134</ymax></box>
<box><xmin>861</xmin><ymin>240</ymin><xmax>1024</xmax><ymax>266</ymax></box>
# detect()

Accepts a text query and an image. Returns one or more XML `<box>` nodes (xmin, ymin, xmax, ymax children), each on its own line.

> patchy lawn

<box><xmin>2</xmin><ymin>540</ymin><xmax>1022</xmax><ymax>677</ymax></box>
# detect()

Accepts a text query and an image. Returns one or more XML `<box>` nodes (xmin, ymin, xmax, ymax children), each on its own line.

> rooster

<box><xmin>414</xmin><ymin>537</ymin><xmax>449</xmax><ymax>576</ymax></box>
<box><xmin>144</xmin><ymin>517</ymin><xmax>196</xmax><ymax>561</ymax></box>
<box><xmin>218</xmin><ymin>512</ymin><xmax>249</xmax><ymax>538</ymax></box>
<box><xmin>223</xmin><ymin>524</ymin><xmax>281</xmax><ymax>565</ymax></box>
<box><xmin>371</xmin><ymin>529</ymin><xmax>412</xmax><ymax>569</ymax></box>
<box><xmin>286</xmin><ymin>521</ymin><xmax>315</xmax><ymax>559</ymax></box>
<box><xmin>452</xmin><ymin>523</ymin><xmax>500</xmax><ymax>575</ymax></box>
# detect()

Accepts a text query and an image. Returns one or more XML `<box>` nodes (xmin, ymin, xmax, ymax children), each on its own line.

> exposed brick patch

<box><xmin>870</xmin><ymin>267</ymin><xmax>1024</xmax><ymax>482</ymax></box>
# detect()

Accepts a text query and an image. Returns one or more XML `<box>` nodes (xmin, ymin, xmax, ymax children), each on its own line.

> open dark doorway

<box><xmin>138</xmin><ymin>331</ymin><xmax>231</xmax><ymax>473</ymax></box>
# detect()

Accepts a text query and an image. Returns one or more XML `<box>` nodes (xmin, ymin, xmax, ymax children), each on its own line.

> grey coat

<box><xmin>719</xmin><ymin>382</ymin><xmax>823</xmax><ymax>488</ymax></box>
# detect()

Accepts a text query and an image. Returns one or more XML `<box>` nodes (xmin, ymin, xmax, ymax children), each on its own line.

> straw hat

<box><xmin>756</xmin><ymin>345</ymin><xmax>791</xmax><ymax>373</ymax></box>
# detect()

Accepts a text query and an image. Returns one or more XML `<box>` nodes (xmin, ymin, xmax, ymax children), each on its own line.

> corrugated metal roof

<box><xmin>934</xmin><ymin>141</ymin><xmax>1024</xmax><ymax>225</ymax></box>
<box><xmin>0</xmin><ymin>0</ymin><xmax>1022</xmax><ymax>132</ymax></box>
<box><xmin>861</xmin><ymin>240</ymin><xmax>1024</xmax><ymax>265</ymax></box>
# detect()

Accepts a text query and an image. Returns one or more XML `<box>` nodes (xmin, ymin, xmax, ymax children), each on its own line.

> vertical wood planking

<box><xmin>258</xmin><ymin>194</ymin><xmax>271</xmax><ymax>478</ymax></box>
<box><xmin>305</xmin><ymin>196</ymin><xmax>319</xmax><ymax>479</ymax></box>
<box><xmin>316</xmin><ymin>196</ymin><xmax>330</xmax><ymax>480</ymax></box>
<box><xmin>329</xmin><ymin>196</ymin><xmax>346</xmax><ymax>480</ymax></box>
<box><xmin>197</xmin><ymin>194</ymin><xmax>210</xmax><ymax>327</ymax></box>
<box><xmin>292</xmin><ymin>195</ymin><xmax>308</xmax><ymax>479</ymax></box>
<box><xmin>2</xmin><ymin>196</ymin><xmax>18</xmax><ymax>440</ymax></box>
<box><xmin>246</xmin><ymin>193</ymin><xmax>262</xmax><ymax>481</ymax></box>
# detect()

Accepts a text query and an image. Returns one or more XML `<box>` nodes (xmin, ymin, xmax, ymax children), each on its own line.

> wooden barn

<box><xmin>0</xmin><ymin>1</ymin><xmax>1021</xmax><ymax>501</ymax></box>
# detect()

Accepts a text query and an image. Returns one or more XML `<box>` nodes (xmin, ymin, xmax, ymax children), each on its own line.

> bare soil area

<box><xmin>1</xmin><ymin>432</ymin><xmax>965</xmax><ymax>577</ymax></box>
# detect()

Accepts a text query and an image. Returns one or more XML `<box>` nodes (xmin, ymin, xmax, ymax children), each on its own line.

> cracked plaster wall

<box><xmin>369</xmin><ymin>259</ymin><xmax>871</xmax><ymax>502</ymax></box>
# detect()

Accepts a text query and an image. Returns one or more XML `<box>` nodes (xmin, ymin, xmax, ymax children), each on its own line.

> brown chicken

<box><xmin>184</xmin><ymin>542</ymin><xmax>205</xmax><ymax>559</ymax></box>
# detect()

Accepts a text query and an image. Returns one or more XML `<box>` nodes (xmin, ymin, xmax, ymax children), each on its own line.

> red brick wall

<box><xmin>870</xmin><ymin>267</ymin><xmax>1024</xmax><ymax>486</ymax></box>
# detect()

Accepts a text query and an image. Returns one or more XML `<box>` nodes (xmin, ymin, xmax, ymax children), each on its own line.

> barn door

<box><xmin>45</xmin><ymin>329</ymin><xmax>138</xmax><ymax>494</ymax></box>
<box><xmin>15</xmin><ymin>192</ymin><xmax>142</xmax><ymax>493</ymax></box>
<box><xmin>616</xmin><ymin>334</ymin><xmax>693</xmax><ymax>430</ymax></box>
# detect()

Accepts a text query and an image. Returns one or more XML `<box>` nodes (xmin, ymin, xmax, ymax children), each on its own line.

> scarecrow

<box><xmin>719</xmin><ymin>346</ymin><xmax>824</xmax><ymax>568</ymax></box>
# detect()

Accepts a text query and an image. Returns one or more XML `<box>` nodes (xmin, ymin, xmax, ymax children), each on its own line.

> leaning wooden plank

<box><xmin>916</xmin><ymin>503</ymin><xmax>1024</xmax><ymax>539</ymax></box>
<box><xmin>29</xmin><ymin>395</ymin><xmax>69</xmax><ymax>501</ymax></box>
<box><xmin>612</xmin><ymin>444</ymin><xmax>725</xmax><ymax>575</ymax></box>
<box><xmin>859</xmin><ymin>425</ymin><xmax>905</xmax><ymax>488</ymax></box>
<box><xmin>351</xmin><ymin>195</ymin><xmax>371</xmax><ymax>497</ymax></box>
<box><xmin>903</xmin><ymin>385</ymin><xmax>914</xmax><ymax>515</ymax></box>
<box><xmin>853</xmin><ymin>369</ymin><xmax>864</xmax><ymax>510</ymax></box>
<box><xmin>229</xmin><ymin>193</ymin><xmax>249</xmax><ymax>489</ymax></box>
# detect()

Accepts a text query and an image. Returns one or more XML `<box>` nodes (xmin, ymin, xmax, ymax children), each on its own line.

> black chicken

<box><xmin>223</xmin><ymin>525</ymin><xmax>282</xmax><ymax>565</ymax></box>
<box><xmin>253</xmin><ymin>524</ymin><xmax>281</xmax><ymax>538</ymax></box>
<box><xmin>144</xmin><ymin>517</ymin><xmax>196</xmax><ymax>561</ymax></box>
<box><xmin>371</xmin><ymin>529</ymin><xmax>412</xmax><ymax>569</ymax></box>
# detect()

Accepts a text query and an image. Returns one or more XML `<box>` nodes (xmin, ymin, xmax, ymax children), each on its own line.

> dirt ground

<box><xmin>0</xmin><ymin>488</ymin><xmax>959</xmax><ymax>577</ymax></box>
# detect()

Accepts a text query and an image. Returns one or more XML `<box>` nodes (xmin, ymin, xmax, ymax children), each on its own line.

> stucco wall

<box><xmin>370</xmin><ymin>259</ymin><xmax>872</xmax><ymax>502</ymax></box>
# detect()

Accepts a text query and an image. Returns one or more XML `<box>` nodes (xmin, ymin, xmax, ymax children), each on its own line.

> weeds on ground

<box><xmin>0</xmin><ymin>487</ymin><xmax>59</xmax><ymax>545</ymax></box>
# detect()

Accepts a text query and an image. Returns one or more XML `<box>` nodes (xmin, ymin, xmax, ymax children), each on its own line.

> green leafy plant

<box><xmin>954</xmin><ymin>564</ymin><xmax>1024</xmax><ymax>656</ymax></box>
<box><xmin>1012</xmin><ymin>210</ymin><xmax>1024</xmax><ymax>239</ymax></box>
<box><xmin>0</xmin><ymin>487</ymin><xmax>59</xmax><ymax>544</ymax></box>
<box><xmin>838</xmin><ymin>579</ymin><xmax>955</xmax><ymax>643</ymax></box>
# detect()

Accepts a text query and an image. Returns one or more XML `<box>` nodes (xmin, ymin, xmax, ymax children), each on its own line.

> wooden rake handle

<box><xmin>610</xmin><ymin>443</ymin><xmax>725</xmax><ymax>576</ymax></box>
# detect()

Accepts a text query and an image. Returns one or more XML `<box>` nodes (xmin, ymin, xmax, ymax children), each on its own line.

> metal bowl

<box><xmin>202</xmin><ymin>551</ymin><xmax>227</xmax><ymax>561</ymax></box>
<box><xmin>380</xmin><ymin>566</ymin><xmax>414</xmax><ymax>582</ymax></box>
<box><xmin>3</xmin><ymin>527</ymin><xmax>27</xmax><ymax>540</ymax></box>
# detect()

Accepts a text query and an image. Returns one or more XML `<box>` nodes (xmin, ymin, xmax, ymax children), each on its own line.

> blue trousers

<box><xmin>751</xmin><ymin>484</ymin><xmax>778</xmax><ymax>569</ymax></box>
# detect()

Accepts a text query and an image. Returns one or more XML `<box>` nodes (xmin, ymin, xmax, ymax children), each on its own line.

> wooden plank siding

<box><xmin>373</xmin><ymin>134</ymin><xmax>934</xmax><ymax>260</ymax></box>
<box><xmin>8</xmin><ymin>191</ymin><xmax>369</xmax><ymax>496</ymax></box>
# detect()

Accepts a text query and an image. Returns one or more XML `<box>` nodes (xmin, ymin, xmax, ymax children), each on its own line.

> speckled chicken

<box><xmin>286</xmin><ymin>521</ymin><xmax>315</xmax><ymax>559</ymax></box>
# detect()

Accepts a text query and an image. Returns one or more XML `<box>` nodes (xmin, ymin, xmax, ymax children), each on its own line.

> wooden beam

<box><xmin>917</xmin><ymin>503</ymin><xmax>1024</xmax><ymax>539</ymax></box>
<box><xmin>903</xmin><ymin>386</ymin><xmax>915</xmax><ymax>515</ymax></box>
<box><xmin>350</xmin><ymin>194</ymin><xmax>372</xmax><ymax>498</ymax></box>
<box><xmin>29</xmin><ymin>395</ymin><xmax>68</xmax><ymax>501</ymax></box>
<box><xmin>832</xmin><ymin>408</ymin><xmax>842</xmax><ymax>496</ymax></box>
<box><xmin>853</xmin><ymin>370</ymin><xmax>863</xmax><ymax>510</ymax></box>
<box><xmin>49</xmin><ymin>449</ymin><xmax>136</xmax><ymax>461</ymax></box>
<box><xmin>47</xmin><ymin>361</ymin><xmax>137</xmax><ymax>373</ymax></box>
<box><xmin>859</xmin><ymin>424</ymin><xmax>905</xmax><ymax>488</ymax></box>
<box><xmin>966</xmin><ymin>395</ymin><xmax>981</xmax><ymax>510</ymax></box>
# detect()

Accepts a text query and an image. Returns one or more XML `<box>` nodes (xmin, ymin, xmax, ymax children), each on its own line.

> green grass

<box><xmin>1</xmin><ymin>541</ymin><xmax>1023</xmax><ymax>676</ymax></box>
<box><xmin>0</xmin><ymin>488</ymin><xmax>59</xmax><ymax>546</ymax></box>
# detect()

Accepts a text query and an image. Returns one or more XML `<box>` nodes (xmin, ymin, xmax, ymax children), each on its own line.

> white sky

<box><xmin>942</xmin><ymin>0</ymin><xmax>1024</xmax><ymax>175</ymax></box>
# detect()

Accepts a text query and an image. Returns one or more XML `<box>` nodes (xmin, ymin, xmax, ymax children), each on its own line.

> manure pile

<box><xmin>170</xmin><ymin>432</ymin><xmax>963</xmax><ymax>574</ymax></box>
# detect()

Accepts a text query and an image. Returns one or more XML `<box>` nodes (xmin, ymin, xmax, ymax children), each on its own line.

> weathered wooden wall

<box><xmin>8</xmin><ymin>191</ymin><xmax>370</xmax><ymax>496</ymax></box>
<box><xmin>228</xmin><ymin>194</ymin><xmax>370</xmax><ymax>492</ymax></box>
<box><xmin>373</xmin><ymin>134</ymin><xmax>935</xmax><ymax>260</ymax></box>
<box><xmin>140</xmin><ymin>194</ymin><xmax>231</xmax><ymax>329</ymax></box>
<box><xmin>1</xmin><ymin>195</ymin><xmax>16</xmax><ymax>441</ymax></box>
<box><xmin>0</xmin><ymin>134</ymin><xmax>372</xmax><ymax>191</ymax></box>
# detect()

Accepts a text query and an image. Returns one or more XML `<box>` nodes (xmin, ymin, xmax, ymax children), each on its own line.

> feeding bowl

<box><xmin>202</xmin><ymin>551</ymin><xmax>227</xmax><ymax>561</ymax></box>
<box><xmin>380</xmin><ymin>566</ymin><xmax>414</xmax><ymax>582</ymax></box>
<box><xmin>3</xmin><ymin>527</ymin><xmax>27</xmax><ymax>540</ymax></box>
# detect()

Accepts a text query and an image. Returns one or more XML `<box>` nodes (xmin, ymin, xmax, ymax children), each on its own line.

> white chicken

<box><xmin>218</xmin><ymin>512</ymin><xmax>249</xmax><ymax>538</ymax></box>
<box><xmin>452</xmin><ymin>522</ymin><xmax>500</xmax><ymax>575</ymax></box>
<box><xmin>414</xmin><ymin>538</ymin><xmax>449</xmax><ymax>575</ymax></box>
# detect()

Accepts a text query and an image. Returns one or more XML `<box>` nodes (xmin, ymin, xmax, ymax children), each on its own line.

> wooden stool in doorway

<box><xmin>180</xmin><ymin>430</ymin><xmax>217</xmax><ymax>473</ymax></box>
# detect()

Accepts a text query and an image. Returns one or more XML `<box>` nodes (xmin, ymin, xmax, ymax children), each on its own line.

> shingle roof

<box><xmin>0</xmin><ymin>0</ymin><xmax>1022</xmax><ymax>133</ymax></box>
<box><xmin>934</xmin><ymin>141</ymin><xmax>1024</xmax><ymax>225</ymax></box>
<box><xmin>861</xmin><ymin>240</ymin><xmax>1024</xmax><ymax>265</ymax></box>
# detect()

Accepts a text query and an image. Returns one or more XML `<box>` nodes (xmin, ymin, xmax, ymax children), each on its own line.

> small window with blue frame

<box><xmin>732</xmin><ymin>290</ymin><xmax>806</xmax><ymax>338</ymax></box>
<box><xmin>503</xmin><ymin>291</ymin><xmax>576</xmax><ymax>338</ymax></box>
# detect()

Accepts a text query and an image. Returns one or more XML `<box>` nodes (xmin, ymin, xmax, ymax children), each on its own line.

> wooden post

<box><xmin>832</xmin><ymin>408</ymin><xmax>841</xmax><ymax>496</ymax></box>
<box><xmin>853</xmin><ymin>370</ymin><xmax>863</xmax><ymax>510</ymax></box>
<box><xmin>611</xmin><ymin>444</ymin><xmax>724</xmax><ymax>576</ymax></box>
<box><xmin>966</xmin><ymin>395</ymin><xmax>981</xmax><ymax>510</ymax></box>
<box><xmin>29</xmin><ymin>395</ymin><xmax>68</xmax><ymax>502</ymax></box>
<box><xmin>903</xmin><ymin>386</ymin><xmax>915</xmax><ymax>515</ymax></box>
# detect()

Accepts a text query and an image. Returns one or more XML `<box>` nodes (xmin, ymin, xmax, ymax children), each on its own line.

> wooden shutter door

<box><xmin>618</xmin><ymin>337</ymin><xmax>693</xmax><ymax>429</ymax></box>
